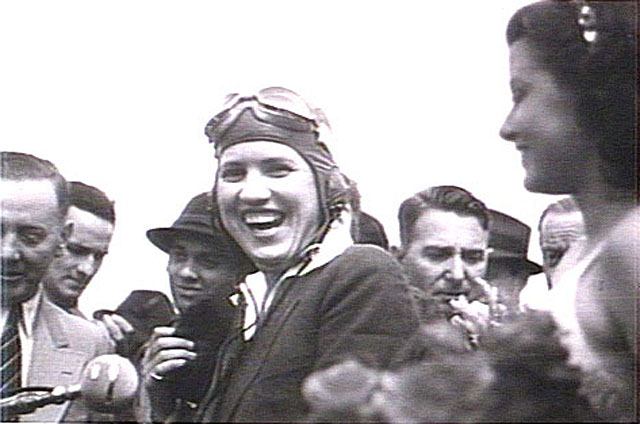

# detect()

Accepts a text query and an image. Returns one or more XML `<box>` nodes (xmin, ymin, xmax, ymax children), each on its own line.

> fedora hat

<box><xmin>147</xmin><ymin>192</ymin><xmax>230</xmax><ymax>253</ymax></box>
<box><xmin>488</xmin><ymin>210</ymin><xmax>542</xmax><ymax>275</ymax></box>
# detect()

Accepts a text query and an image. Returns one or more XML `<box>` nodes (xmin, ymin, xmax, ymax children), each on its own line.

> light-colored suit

<box><xmin>22</xmin><ymin>297</ymin><xmax>113</xmax><ymax>422</ymax></box>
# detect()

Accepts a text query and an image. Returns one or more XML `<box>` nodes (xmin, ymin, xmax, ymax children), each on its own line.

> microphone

<box><xmin>79</xmin><ymin>354</ymin><xmax>139</xmax><ymax>413</ymax></box>
<box><xmin>0</xmin><ymin>354</ymin><xmax>139</xmax><ymax>416</ymax></box>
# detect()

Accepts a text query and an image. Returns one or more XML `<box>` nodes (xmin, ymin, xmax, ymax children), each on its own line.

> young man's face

<box><xmin>1</xmin><ymin>179</ymin><xmax>68</xmax><ymax>306</ymax></box>
<box><xmin>167</xmin><ymin>237</ymin><xmax>245</xmax><ymax>314</ymax></box>
<box><xmin>43</xmin><ymin>206</ymin><xmax>114</xmax><ymax>309</ymax></box>
<box><xmin>400</xmin><ymin>209</ymin><xmax>489</xmax><ymax>315</ymax></box>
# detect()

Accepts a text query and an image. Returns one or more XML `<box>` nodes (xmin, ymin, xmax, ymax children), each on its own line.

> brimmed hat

<box><xmin>146</xmin><ymin>192</ymin><xmax>244</xmax><ymax>256</ymax></box>
<box><xmin>488</xmin><ymin>210</ymin><xmax>542</xmax><ymax>275</ymax></box>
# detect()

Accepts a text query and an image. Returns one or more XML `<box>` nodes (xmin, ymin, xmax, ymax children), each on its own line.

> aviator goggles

<box><xmin>204</xmin><ymin>91</ymin><xmax>320</xmax><ymax>148</ymax></box>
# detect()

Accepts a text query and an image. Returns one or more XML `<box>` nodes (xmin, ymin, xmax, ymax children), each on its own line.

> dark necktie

<box><xmin>1</xmin><ymin>305</ymin><xmax>22</xmax><ymax>421</ymax></box>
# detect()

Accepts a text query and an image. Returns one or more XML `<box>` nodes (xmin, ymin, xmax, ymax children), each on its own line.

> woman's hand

<box><xmin>140</xmin><ymin>326</ymin><xmax>197</xmax><ymax>387</ymax></box>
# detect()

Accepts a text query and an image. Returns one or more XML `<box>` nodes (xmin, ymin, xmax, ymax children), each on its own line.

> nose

<box><xmin>177</xmin><ymin>261</ymin><xmax>198</xmax><ymax>280</ymax></box>
<box><xmin>450</xmin><ymin>254</ymin><xmax>465</xmax><ymax>281</ymax></box>
<box><xmin>238</xmin><ymin>171</ymin><xmax>270</xmax><ymax>204</ymax></box>
<box><xmin>77</xmin><ymin>256</ymin><xmax>97</xmax><ymax>278</ymax></box>
<box><xmin>499</xmin><ymin>111</ymin><xmax>517</xmax><ymax>142</ymax></box>
<box><xmin>1</xmin><ymin>233</ymin><xmax>21</xmax><ymax>262</ymax></box>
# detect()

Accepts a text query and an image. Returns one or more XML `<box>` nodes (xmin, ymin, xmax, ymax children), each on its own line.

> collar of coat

<box><xmin>229</xmin><ymin>209</ymin><xmax>354</xmax><ymax>340</ymax></box>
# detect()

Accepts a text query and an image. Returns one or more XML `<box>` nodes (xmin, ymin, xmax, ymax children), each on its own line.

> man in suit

<box><xmin>42</xmin><ymin>181</ymin><xmax>116</xmax><ymax>317</ymax></box>
<box><xmin>1</xmin><ymin>151</ymin><xmax>113</xmax><ymax>422</ymax></box>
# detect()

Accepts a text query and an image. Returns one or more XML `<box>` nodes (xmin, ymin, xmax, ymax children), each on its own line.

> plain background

<box><xmin>0</xmin><ymin>0</ymin><xmax>559</xmax><ymax>315</ymax></box>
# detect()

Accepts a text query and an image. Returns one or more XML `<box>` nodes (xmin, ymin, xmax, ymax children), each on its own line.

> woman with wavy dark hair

<box><xmin>499</xmin><ymin>1</ymin><xmax>637</xmax><ymax>420</ymax></box>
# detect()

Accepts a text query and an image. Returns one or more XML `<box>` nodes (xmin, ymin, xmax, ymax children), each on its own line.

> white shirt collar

<box><xmin>21</xmin><ymin>288</ymin><xmax>41</xmax><ymax>338</ymax></box>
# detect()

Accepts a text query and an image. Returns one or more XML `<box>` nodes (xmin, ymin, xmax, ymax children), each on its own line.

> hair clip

<box><xmin>576</xmin><ymin>1</ymin><xmax>598</xmax><ymax>43</ymax></box>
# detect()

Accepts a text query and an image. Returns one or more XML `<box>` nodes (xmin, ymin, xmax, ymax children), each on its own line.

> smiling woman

<box><xmin>188</xmin><ymin>87</ymin><xmax>419</xmax><ymax>422</ymax></box>
<box><xmin>500</xmin><ymin>1</ymin><xmax>637</xmax><ymax>421</ymax></box>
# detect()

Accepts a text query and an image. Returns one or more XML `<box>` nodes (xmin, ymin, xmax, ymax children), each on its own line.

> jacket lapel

<box><xmin>217</xmin><ymin>291</ymin><xmax>301</xmax><ymax>422</ymax></box>
<box><xmin>26</xmin><ymin>298</ymin><xmax>88</xmax><ymax>423</ymax></box>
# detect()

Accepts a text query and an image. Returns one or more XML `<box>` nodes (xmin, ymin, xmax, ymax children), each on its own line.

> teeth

<box><xmin>243</xmin><ymin>212</ymin><xmax>280</xmax><ymax>225</ymax></box>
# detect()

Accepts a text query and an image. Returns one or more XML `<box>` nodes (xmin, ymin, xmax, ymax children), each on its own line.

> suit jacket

<box><xmin>198</xmin><ymin>245</ymin><xmax>419</xmax><ymax>422</ymax></box>
<box><xmin>23</xmin><ymin>296</ymin><xmax>114</xmax><ymax>422</ymax></box>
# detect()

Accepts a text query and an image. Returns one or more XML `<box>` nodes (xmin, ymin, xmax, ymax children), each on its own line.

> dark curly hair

<box><xmin>506</xmin><ymin>0</ymin><xmax>637</xmax><ymax>191</ymax></box>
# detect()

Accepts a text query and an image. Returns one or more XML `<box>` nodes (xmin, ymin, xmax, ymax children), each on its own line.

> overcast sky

<box><xmin>0</xmin><ymin>0</ymin><xmax>559</xmax><ymax>314</ymax></box>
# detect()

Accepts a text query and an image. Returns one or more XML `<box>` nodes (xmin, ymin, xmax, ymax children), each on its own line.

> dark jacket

<box><xmin>197</xmin><ymin>245</ymin><xmax>419</xmax><ymax>422</ymax></box>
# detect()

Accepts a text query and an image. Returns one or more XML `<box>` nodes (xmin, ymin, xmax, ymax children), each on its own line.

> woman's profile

<box><xmin>500</xmin><ymin>1</ymin><xmax>637</xmax><ymax>421</ymax></box>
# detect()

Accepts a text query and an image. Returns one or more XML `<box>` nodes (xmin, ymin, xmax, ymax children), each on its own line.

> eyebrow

<box><xmin>219</xmin><ymin>160</ymin><xmax>243</xmax><ymax>169</ymax></box>
<box><xmin>423</xmin><ymin>246</ymin><xmax>485</xmax><ymax>252</ymax></box>
<box><xmin>69</xmin><ymin>242</ymin><xmax>109</xmax><ymax>255</ymax></box>
<box><xmin>221</xmin><ymin>156</ymin><xmax>297</xmax><ymax>165</ymax></box>
<box><xmin>261</xmin><ymin>157</ymin><xmax>297</xmax><ymax>166</ymax></box>
<box><xmin>19</xmin><ymin>225</ymin><xmax>46</xmax><ymax>232</ymax></box>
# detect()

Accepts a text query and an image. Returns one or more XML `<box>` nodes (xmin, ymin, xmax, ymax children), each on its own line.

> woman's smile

<box><xmin>242</xmin><ymin>209</ymin><xmax>285</xmax><ymax>234</ymax></box>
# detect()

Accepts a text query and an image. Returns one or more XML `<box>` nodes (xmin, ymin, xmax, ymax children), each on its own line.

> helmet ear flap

<box><xmin>209</xmin><ymin>184</ymin><xmax>227</xmax><ymax>235</ymax></box>
<box><xmin>323</xmin><ymin>169</ymin><xmax>356</xmax><ymax>220</ymax></box>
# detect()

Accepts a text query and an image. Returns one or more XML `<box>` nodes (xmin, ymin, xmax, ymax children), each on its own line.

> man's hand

<box><xmin>448</xmin><ymin>278</ymin><xmax>507</xmax><ymax>350</ymax></box>
<box><xmin>96</xmin><ymin>313</ymin><xmax>135</xmax><ymax>343</ymax></box>
<box><xmin>449</xmin><ymin>296</ymin><xmax>492</xmax><ymax>331</ymax></box>
<box><xmin>140</xmin><ymin>327</ymin><xmax>197</xmax><ymax>387</ymax></box>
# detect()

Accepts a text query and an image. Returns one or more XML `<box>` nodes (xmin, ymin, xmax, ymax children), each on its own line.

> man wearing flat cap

<box><xmin>485</xmin><ymin>210</ymin><xmax>542</xmax><ymax>315</ymax></box>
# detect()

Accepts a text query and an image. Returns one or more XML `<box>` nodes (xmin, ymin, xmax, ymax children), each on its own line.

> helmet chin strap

<box><xmin>293</xmin><ymin>201</ymin><xmax>350</xmax><ymax>272</ymax></box>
